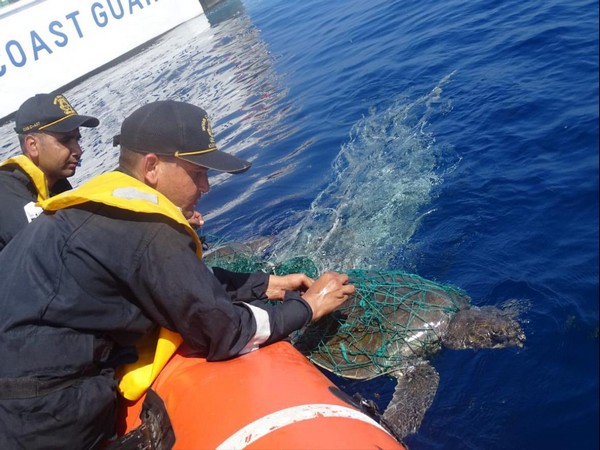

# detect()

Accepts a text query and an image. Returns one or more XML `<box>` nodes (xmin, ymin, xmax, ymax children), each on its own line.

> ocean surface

<box><xmin>1</xmin><ymin>0</ymin><xmax>598</xmax><ymax>448</ymax></box>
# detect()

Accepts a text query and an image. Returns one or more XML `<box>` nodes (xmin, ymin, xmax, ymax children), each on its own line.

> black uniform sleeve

<box><xmin>247</xmin><ymin>290</ymin><xmax>312</xmax><ymax>347</ymax></box>
<box><xmin>210</xmin><ymin>267</ymin><xmax>269</xmax><ymax>301</ymax></box>
<box><xmin>129</xmin><ymin>223</ymin><xmax>312</xmax><ymax>361</ymax></box>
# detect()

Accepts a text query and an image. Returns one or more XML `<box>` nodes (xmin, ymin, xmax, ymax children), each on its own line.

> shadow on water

<box><xmin>204</xmin><ymin>0</ymin><xmax>245</xmax><ymax>27</ymax></box>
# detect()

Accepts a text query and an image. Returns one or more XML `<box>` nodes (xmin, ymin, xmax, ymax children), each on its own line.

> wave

<box><xmin>269</xmin><ymin>73</ymin><xmax>459</xmax><ymax>271</ymax></box>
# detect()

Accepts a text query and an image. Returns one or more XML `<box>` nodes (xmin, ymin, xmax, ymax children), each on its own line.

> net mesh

<box><xmin>202</xmin><ymin>238</ymin><xmax>470</xmax><ymax>378</ymax></box>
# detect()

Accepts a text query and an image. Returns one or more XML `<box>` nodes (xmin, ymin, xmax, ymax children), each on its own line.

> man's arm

<box><xmin>131</xmin><ymin>224</ymin><xmax>312</xmax><ymax>361</ymax></box>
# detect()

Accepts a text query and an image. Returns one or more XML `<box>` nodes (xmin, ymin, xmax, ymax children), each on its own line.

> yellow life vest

<box><xmin>0</xmin><ymin>155</ymin><xmax>49</xmax><ymax>201</ymax></box>
<box><xmin>40</xmin><ymin>171</ymin><xmax>203</xmax><ymax>401</ymax></box>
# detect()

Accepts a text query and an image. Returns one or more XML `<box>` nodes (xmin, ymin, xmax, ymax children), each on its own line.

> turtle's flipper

<box><xmin>381</xmin><ymin>362</ymin><xmax>440</xmax><ymax>439</ymax></box>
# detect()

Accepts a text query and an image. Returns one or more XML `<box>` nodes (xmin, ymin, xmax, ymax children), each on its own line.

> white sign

<box><xmin>0</xmin><ymin>0</ymin><xmax>204</xmax><ymax>119</ymax></box>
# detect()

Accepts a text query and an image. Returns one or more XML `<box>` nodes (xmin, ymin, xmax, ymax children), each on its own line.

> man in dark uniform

<box><xmin>0</xmin><ymin>100</ymin><xmax>354</xmax><ymax>448</ymax></box>
<box><xmin>0</xmin><ymin>92</ymin><xmax>99</xmax><ymax>251</ymax></box>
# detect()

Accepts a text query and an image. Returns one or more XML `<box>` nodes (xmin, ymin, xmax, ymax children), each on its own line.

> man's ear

<box><xmin>23</xmin><ymin>134</ymin><xmax>40</xmax><ymax>164</ymax></box>
<box><xmin>143</xmin><ymin>154</ymin><xmax>160</xmax><ymax>187</ymax></box>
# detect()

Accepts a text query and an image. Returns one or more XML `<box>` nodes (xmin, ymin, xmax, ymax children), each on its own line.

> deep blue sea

<box><xmin>1</xmin><ymin>0</ymin><xmax>598</xmax><ymax>448</ymax></box>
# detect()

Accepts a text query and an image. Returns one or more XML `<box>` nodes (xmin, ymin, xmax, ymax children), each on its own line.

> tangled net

<box><xmin>202</xmin><ymin>237</ymin><xmax>470</xmax><ymax>378</ymax></box>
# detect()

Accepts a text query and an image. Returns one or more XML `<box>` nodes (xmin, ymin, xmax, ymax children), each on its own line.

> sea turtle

<box><xmin>290</xmin><ymin>269</ymin><xmax>526</xmax><ymax>440</ymax></box>
<box><xmin>202</xmin><ymin>240</ymin><xmax>526</xmax><ymax>439</ymax></box>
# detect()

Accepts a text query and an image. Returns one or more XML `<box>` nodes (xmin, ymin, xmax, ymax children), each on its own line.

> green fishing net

<box><xmin>202</xmin><ymin>238</ymin><xmax>470</xmax><ymax>378</ymax></box>
<box><xmin>293</xmin><ymin>269</ymin><xmax>470</xmax><ymax>379</ymax></box>
<box><xmin>201</xmin><ymin>234</ymin><xmax>321</xmax><ymax>278</ymax></box>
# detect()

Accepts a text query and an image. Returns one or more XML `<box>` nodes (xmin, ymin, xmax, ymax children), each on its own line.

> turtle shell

<box><xmin>292</xmin><ymin>270</ymin><xmax>471</xmax><ymax>380</ymax></box>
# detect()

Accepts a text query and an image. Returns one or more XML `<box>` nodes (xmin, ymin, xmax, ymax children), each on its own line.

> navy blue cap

<box><xmin>14</xmin><ymin>93</ymin><xmax>99</xmax><ymax>134</ymax></box>
<box><xmin>113</xmin><ymin>100</ymin><xmax>251</xmax><ymax>174</ymax></box>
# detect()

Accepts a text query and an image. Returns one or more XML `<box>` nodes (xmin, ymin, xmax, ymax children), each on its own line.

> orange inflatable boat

<box><xmin>120</xmin><ymin>341</ymin><xmax>406</xmax><ymax>449</ymax></box>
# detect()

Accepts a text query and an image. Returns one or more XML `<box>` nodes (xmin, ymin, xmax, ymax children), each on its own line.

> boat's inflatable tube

<box><xmin>120</xmin><ymin>341</ymin><xmax>406</xmax><ymax>449</ymax></box>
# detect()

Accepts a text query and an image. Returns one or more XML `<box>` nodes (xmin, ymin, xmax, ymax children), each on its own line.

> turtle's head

<box><xmin>442</xmin><ymin>306</ymin><xmax>526</xmax><ymax>350</ymax></box>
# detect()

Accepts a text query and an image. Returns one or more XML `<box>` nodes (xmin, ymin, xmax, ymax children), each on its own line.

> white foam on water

<box><xmin>270</xmin><ymin>74</ymin><xmax>458</xmax><ymax>270</ymax></box>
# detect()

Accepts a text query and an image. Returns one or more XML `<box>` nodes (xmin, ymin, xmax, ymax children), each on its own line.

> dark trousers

<box><xmin>0</xmin><ymin>373</ymin><xmax>118</xmax><ymax>449</ymax></box>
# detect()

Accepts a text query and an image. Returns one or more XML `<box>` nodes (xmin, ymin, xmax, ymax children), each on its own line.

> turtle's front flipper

<box><xmin>381</xmin><ymin>362</ymin><xmax>440</xmax><ymax>439</ymax></box>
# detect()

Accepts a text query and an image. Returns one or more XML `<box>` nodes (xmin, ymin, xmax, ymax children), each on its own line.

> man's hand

<box><xmin>266</xmin><ymin>274</ymin><xmax>314</xmax><ymax>300</ymax></box>
<box><xmin>183</xmin><ymin>209</ymin><xmax>204</xmax><ymax>229</ymax></box>
<box><xmin>301</xmin><ymin>272</ymin><xmax>355</xmax><ymax>322</ymax></box>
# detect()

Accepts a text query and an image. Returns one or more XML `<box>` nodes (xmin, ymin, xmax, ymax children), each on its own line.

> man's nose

<box><xmin>72</xmin><ymin>142</ymin><xmax>83</xmax><ymax>157</ymax></box>
<box><xmin>199</xmin><ymin>172</ymin><xmax>210</xmax><ymax>193</ymax></box>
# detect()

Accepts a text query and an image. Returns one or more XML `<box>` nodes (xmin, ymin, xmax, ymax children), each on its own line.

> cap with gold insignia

<box><xmin>14</xmin><ymin>93</ymin><xmax>99</xmax><ymax>134</ymax></box>
<box><xmin>113</xmin><ymin>100</ymin><xmax>251</xmax><ymax>174</ymax></box>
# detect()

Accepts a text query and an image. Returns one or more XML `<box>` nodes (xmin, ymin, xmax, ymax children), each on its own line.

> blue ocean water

<box><xmin>0</xmin><ymin>0</ymin><xmax>597</xmax><ymax>448</ymax></box>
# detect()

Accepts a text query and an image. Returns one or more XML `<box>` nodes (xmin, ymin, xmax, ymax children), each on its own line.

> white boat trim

<box><xmin>216</xmin><ymin>403</ymin><xmax>393</xmax><ymax>449</ymax></box>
